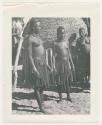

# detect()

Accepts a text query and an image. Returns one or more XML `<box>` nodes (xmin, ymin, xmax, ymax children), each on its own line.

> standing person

<box><xmin>76</xmin><ymin>28</ymin><xmax>90</xmax><ymax>87</ymax></box>
<box><xmin>53</xmin><ymin>26</ymin><xmax>75</xmax><ymax>101</ymax></box>
<box><xmin>27</xmin><ymin>18</ymin><xmax>51</xmax><ymax>113</ymax></box>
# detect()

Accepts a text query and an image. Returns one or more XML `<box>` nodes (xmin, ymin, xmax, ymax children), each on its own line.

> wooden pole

<box><xmin>13</xmin><ymin>37</ymin><xmax>23</xmax><ymax>91</ymax></box>
<box><xmin>12</xmin><ymin>18</ymin><xmax>29</xmax><ymax>91</ymax></box>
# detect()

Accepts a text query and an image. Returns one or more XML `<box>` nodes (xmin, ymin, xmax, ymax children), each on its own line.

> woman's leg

<box><xmin>56</xmin><ymin>75</ymin><xmax>62</xmax><ymax>101</ymax></box>
<box><xmin>34</xmin><ymin>88</ymin><xmax>46</xmax><ymax>113</ymax></box>
<box><xmin>39</xmin><ymin>87</ymin><xmax>44</xmax><ymax>104</ymax></box>
<box><xmin>33</xmin><ymin>78</ymin><xmax>46</xmax><ymax>113</ymax></box>
<box><xmin>66</xmin><ymin>76</ymin><xmax>72</xmax><ymax>102</ymax></box>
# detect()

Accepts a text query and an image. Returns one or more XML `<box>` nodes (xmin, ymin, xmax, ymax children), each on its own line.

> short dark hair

<box><xmin>22</xmin><ymin>18</ymin><xmax>40</xmax><ymax>37</ymax></box>
<box><xmin>57</xmin><ymin>26</ymin><xmax>65</xmax><ymax>33</ymax></box>
<box><xmin>30</xmin><ymin>18</ymin><xmax>38</xmax><ymax>27</ymax></box>
<box><xmin>57</xmin><ymin>26</ymin><xmax>65</xmax><ymax>38</ymax></box>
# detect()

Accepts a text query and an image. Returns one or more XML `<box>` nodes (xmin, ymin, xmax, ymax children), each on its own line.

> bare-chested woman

<box><xmin>27</xmin><ymin>18</ymin><xmax>51</xmax><ymax>113</ymax></box>
<box><xmin>53</xmin><ymin>26</ymin><xmax>75</xmax><ymax>101</ymax></box>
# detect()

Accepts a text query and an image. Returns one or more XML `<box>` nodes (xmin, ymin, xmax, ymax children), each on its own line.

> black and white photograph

<box><xmin>12</xmin><ymin>17</ymin><xmax>90</xmax><ymax>114</ymax></box>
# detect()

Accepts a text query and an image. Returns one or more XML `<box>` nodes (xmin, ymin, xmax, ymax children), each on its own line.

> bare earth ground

<box><xmin>12</xmin><ymin>87</ymin><xmax>90</xmax><ymax>114</ymax></box>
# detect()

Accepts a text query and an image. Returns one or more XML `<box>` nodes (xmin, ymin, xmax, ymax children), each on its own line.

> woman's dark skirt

<box><xmin>30</xmin><ymin>57</ymin><xmax>50</xmax><ymax>90</ymax></box>
<box><xmin>55</xmin><ymin>59</ymin><xmax>72</xmax><ymax>92</ymax></box>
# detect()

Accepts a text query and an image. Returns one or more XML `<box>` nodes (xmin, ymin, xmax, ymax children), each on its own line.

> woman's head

<box><xmin>22</xmin><ymin>18</ymin><xmax>41</xmax><ymax>37</ymax></box>
<box><xmin>57</xmin><ymin>26</ymin><xmax>65</xmax><ymax>40</ymax></box>
<box><xmin>30</xmin><ymin>18</ymin><xmax>41</xmax><ymax>34</ymax></box>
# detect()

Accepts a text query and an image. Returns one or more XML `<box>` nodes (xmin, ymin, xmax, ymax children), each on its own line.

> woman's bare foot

<box><xmin>40</xmin><ymin>107</ymin><xmax>50</xmax><ymax>114</ymax></box>
<box><xmin>67</xmin><ymin>95</ymin><xmax>72</xmax><ymax>102</ymax></box>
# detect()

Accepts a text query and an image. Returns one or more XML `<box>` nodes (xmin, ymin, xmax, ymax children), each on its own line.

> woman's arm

<box><xmin>44</xmin><ymin>42</ymin><xmax>56</xmax><ymax>72</ymax></box>
<box><xmin>68</xmin><ymin>47</ymin><xmax>76</xmax><ymax>81</ymax></box>
<box><xmin>28</xmin><ymin>40</ymin><xmax>39</xmax><ymax>76</ymax></box>
<box><xmin>68</xmin><ymin>48</ymin><xmax>74</xmax><ymax>68</ymax></box>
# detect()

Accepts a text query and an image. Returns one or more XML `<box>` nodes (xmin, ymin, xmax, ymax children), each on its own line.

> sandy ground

<box><xmin>12</xmin><ymin>87</ymin><xmax>90</xmax><ymax>114</ymax></box>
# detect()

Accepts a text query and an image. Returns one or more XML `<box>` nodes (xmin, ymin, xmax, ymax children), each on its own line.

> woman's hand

<box><xmin>53</xmin><ymin>67</ymin><xmax>57</xmax><ymax>74</ymax></box>
<box><xmin>72</xmin><ymin>64</ymin><xmax>75</xmax><ymax>72</ymax></box>
<box><xmin>33</xmin><ymin>68</ymin><xmax>40</xmax><ymax>78</ymax></box>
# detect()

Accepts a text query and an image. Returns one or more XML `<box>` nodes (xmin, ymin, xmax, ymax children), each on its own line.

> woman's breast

<box><xmin>33</xmin><ymin>45</ymin><xmax>45</xmax><ymax>58</ymax></box>
<box><xmin>56</xmin><ymin>46</ymin><xmax>68</xmax><ymax>58</ymax></box>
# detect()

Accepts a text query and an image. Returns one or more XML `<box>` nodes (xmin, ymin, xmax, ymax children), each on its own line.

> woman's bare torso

<box><xmin>29</xmin><ymin>34</ymin><xmax>45</xmax><ymax>59</ymax></box>
<box><xmin>33</xmin><ymin>44</ymin><xmax>45</xmax><ymax>58</ymax></box>
<box><xmin>54</xmin><ymin>41</ymin><xmax>69</xmax><ymax>61</ymax></box>
<box><xmin>54</xmin><ymin>40</ymin><xmax>71</xmax><ymax>74</ymax></box>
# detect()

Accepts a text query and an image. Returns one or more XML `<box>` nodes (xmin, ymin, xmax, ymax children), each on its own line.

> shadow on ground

<box><xmin>12</xmin><ymin>85</ymin><xmax>90</xmax><ymax>112</ymax></box>
<box><xmin>12</xmin><ymin>102</ymin><xmax>41</xmax><ymax>113</ymax></box>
